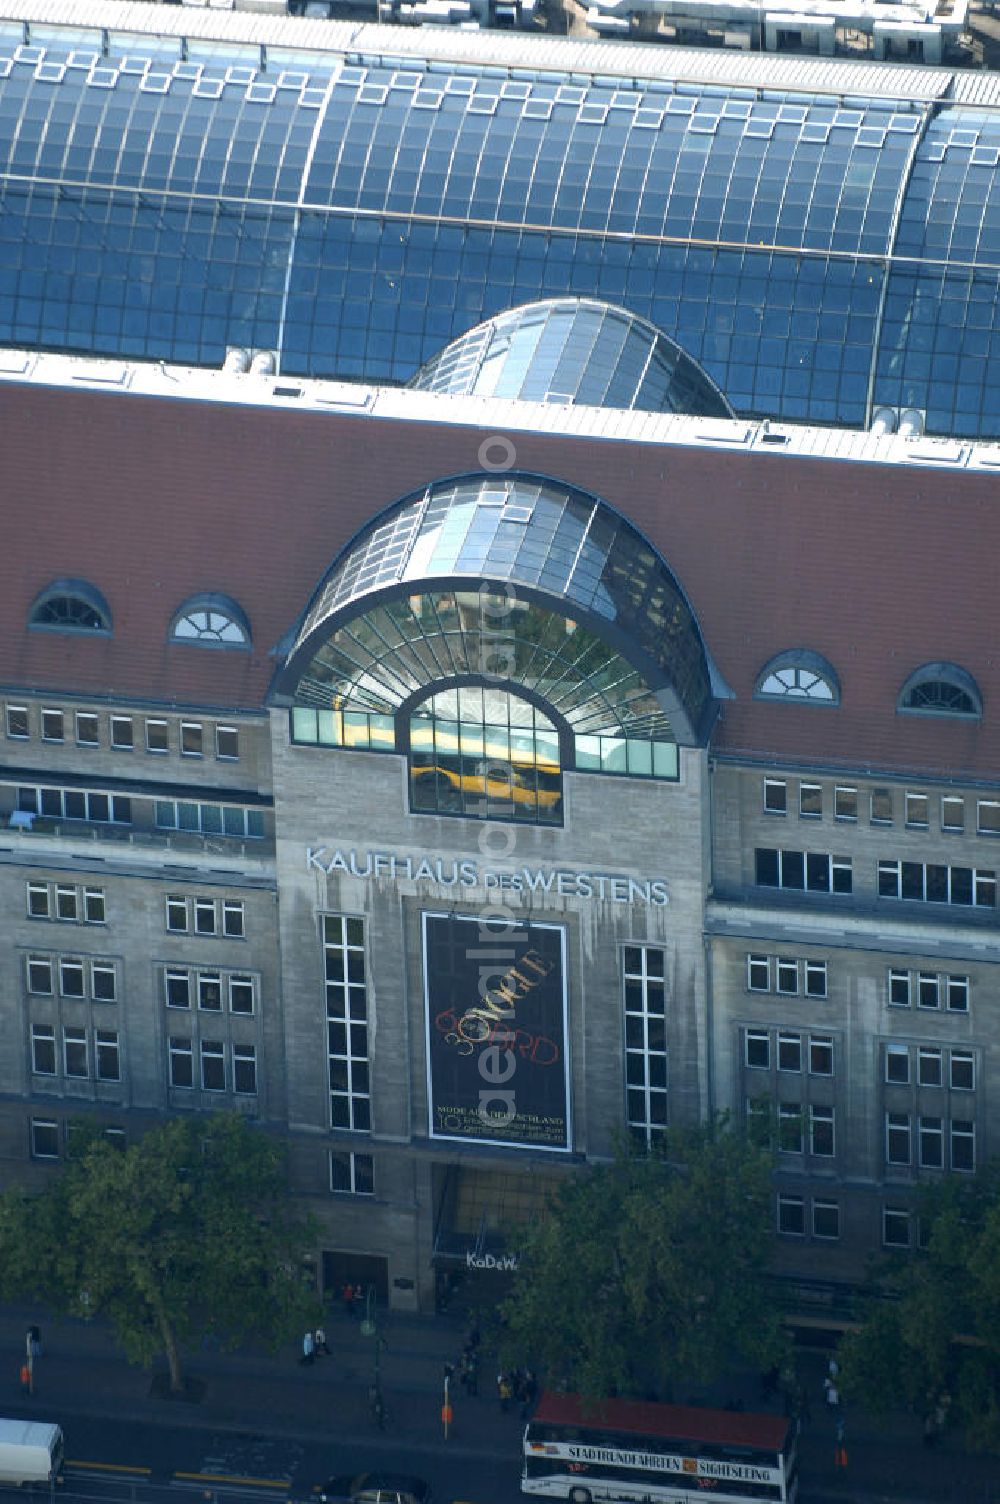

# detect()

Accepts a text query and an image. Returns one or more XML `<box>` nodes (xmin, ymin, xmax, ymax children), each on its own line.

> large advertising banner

<box><xmin>423</xmin><ymin>912</ymin><xmax>570</xmax><ymax>1151</ymax></box>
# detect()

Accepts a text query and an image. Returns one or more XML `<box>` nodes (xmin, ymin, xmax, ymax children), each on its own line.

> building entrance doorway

<box><xmin>322</xmin><ymin>1249</ymin><xmax>389</xmax><ymax>1305</ymax></box>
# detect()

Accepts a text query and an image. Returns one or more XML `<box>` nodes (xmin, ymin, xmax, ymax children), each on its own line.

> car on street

<box><xmin>316</xmin><ymin>1472</ymin><xmax>431</xmax><ymax>1504</ymax></box>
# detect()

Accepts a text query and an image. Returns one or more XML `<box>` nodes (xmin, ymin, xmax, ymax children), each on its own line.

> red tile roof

<box><xmin>1</xmin><ymin>384</ymin><xmax>996</xmax><ymax>779</ymax></box>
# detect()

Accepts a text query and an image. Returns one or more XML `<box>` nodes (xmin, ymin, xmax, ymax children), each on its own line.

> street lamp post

<box><xmin>361</xmin><ymin>1286</ymin><xmax>387</xmax><ymax>1428</ymax></box>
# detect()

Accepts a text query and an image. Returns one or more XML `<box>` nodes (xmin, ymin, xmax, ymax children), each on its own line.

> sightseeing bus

<box><xmin>522</xmin><ymin>1392</ymin><xmax>797</xmax><ymax>1504</ymax></box>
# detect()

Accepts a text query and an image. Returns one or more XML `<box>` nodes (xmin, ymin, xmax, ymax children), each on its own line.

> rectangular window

<box><xmin>951</xmin><ymin>1120</ymin><xmax>975</xmax><ymax>1172</ymax></box>
<box><xmin>41</xmin><ymin>708</ymin><xmax>64</xmax><ymax>743</ymax></box>
<box><xmin>75</xmin><ymin>712</ymin><xmax>99</xmax><ymax>746</ymax></box>
<box><xmin>889</xmin><ymin>970</ymin><xmax>911</xmax><ymax>1007</ymax></box>
<box><xmin>834</xmin><ymin>785</ymin><xmax>857</xmax><ymax>821</ymax></box>
<box><xmin>6</xmin><ymin>704</ymin><xmax>29</xmax><ymax>739</ymax></box>
<box><xmin>110</xmin><ymin>715</ymin><xmax>134</xmax><ymax>750</ymax></box>
<box><xmin>623</xmin><ymin>946</ymin><xmax>668</xmax><ymax>1145</ymax></box>
<box><xmin>232</xmin><ymin>1043</ymin><xmax>257</xmax><ymax>1095</ymax></box>
<box><xmin>905</xmin><ymin>792</ymin><xmax>929</xmax><ymax>828</ymax></box>
<box><xmin>229</xmin><ymin>975</ymin><xmax>255</xmax><ymax>1014</ymax></box>
<box><xmin>325</xmin><ymin>914</ymin><xmax>370</xmax><ymax>1134</ymax></box>
<box><xmin>222</xmin><ymin>900</ymin><xmax>245</xmax><ymax>938</ymax></box>
<box><xmin>778</xmin><ymin>1033</ymin><xmax>802</xmax><ymax>1072</ymax></box>
<box><xmin>878</xmin><ymin>861</ymin><xmax>902</xmax><ymax>899</ymax></box>
<box><xmin>165</xmin><ymin>970</ymin><xmax>190</xmax><ymax>1008</ymax></box>
<box><xmin>776</xmin><ymin>958</ymin><xmax>799</xmax><ymax>995</ymax></box>
<box><xmin>810</xmin><ymin>1104</ymin><xmax>835</xmax><ymax>1157</ymax></box>
<box><xmin>883</xmin><ymin>1206</ymin><xmax>911</xmax><ymax>1248</ymax></box>
<box><xmin>84</xmin><ymin>888</ymin><xmax>105</xmax><ymax>924</ymax></box>
<box><xmin>871</xmin><ymin>788</ymin><xmax>893</xmax><ymax>824</ymax></box>
<box><xmin>200</xmin><ymin>1040</ymin><xmax>225</xmax><ymax>1091</ymax></box>
<box><xmin>745</xmin><ymin>1030</ymin><xmax>770</xmax><ymax>1069</ymax></box>
<box><xmin>53</xmin><ymin>885</ymin><xmax>76</xmax><ymax>922</ymax></box>
<box><xmin>59</xmin><ymin>958</ymin><xmax>84</xmax><ymax>999</ymax></box>
<box><xmin>886</xmin><ymin>1045</ymin><xmax>910</xmax><ymax>1084</ymax></box>
<box><xmin>215</xmin><ymin>725</ymin><xmax>240</xmax><ymax>761</ymax></box>
<box><xmin>194</xmin><ymin>899</ymin><xmax>217</xmax><ymax>936</ymax></box>
<box><xmin>746</xmin><ymin>1096</ymin><xmax>771</xmax><ymax>1147</ymax></box>
<box><xmin>181</xmin><ymin>721</ymin><xmax>204</xmax><ymax>757</ymax></box>
<box><xmin>91</xmin><ymin>962</ymin><xmax>117</xmax><ymax>1003</ymax></box>
<box><xmin>831</xmin><ymin>856</ymin><xmax>853</xmax><ymax>894</ymax></box>
<box><xmin>27</xmin><ymin>882</ymin><xmax>50</xmax><ymax>919</ymax></box>
<box><xmin>941</xmin><ymin>796</ymin><xmax>965</xmax><ymax>832</ymax></box>
<box><xmin>747</xmin><ymin>954</ymin><xmax>770</xmax><ymax>992</ymax></box>
<box><xmin>166</xmin><ymin>897</ymin><xmax>188</xmax><ymax>933</ymax></box>
<box><xmin>777</xmin><ymin>1194</ymin><xmax>804</xmax><ymax>1236</ymax></box>
<box><xmin>330</xmin><ymin>1150</ymin><xmax>375</xmax><ymax>1196</ymax></box>
<box><xmin>198</xmin><ymin>973</ymin><xmax>223</xmax><ymax>1012</ymax></box>
<box><xmin>886</xmin><ymin>1112</ymin><xmax>911</xmax><ymax>1165</ymax></box>
<box><xmin>799</xmin><ymin>783</ymin><xmax>822</xmax><ymax>818</ymax></box>
<box><xmin>809</xmin><ymin>1035</ymin><xmax>833</xmax><ymax>1076</ymax></box>
<box><xmin>978</xmin><ymin>800</ymin><xmax>1000</xmax><ymax>836</ymax></box>
<box><xmin>30</xmin><ymin>1118</ymin><xmax>59</xmax><ymax>1160</ymax></box>
<box><xmin>169</xmin><ymin>1036</ymin><xmax>193</xmax><ymax>1088</ymax></box>
<box><xmin>805</xmin><ymin>960</ymin><xmax>828</xmax><ymax>998</ymax></box>
<box><xmin>812</xmin><ymin>1200</ymin><xmax>840</xmax><ymax>1240</ymax></box>
<box><xmin>764</xmin><ymin>777</ymin><xmax>787</xmax><ymax>815</ymax></box>
<box><xmin>975</xmin><ymin>870</ymin><xmax>997</xmax><ymax>907</ymax></box>
<box><xmin>950</xmin><ymin>1051</ymin><xmax>975</xmax><ymax>1091</ymax></box>
<box><xmin>919</xmin><ymin>1116</ymin><xmax>944</xmax><ymax>1169</ymax></box>
<box><xmin>918</xmin><ymin>973</ymin><xmax>940</xmax><ymax>1010</ymax></box>
<box><xmin>95</xmin><ymin>1029</ymin><xmax>120</xmax><ymax>1082</ymax></box>
<box><xmin>145</xmin><ymin>719</ymin><xmax>169</xmax><ymax>754</ymax></box>
<box><xmin>63</xmin><ymin>1026</ymin><xmax>88</xmax><ymax>1078</ymax></box>
<box><xmin>947</xmin><ymin>975</ymin><xmax>970</xmax><ymax>1013</ymax></box>
<box><xmin>27</xmin><ymin>955</ymin><xmax>53</xmax><ymax>995</ymax></box>
<box><xmin>778</xmin><ymin>1103</ymin><xmax>803</xmax><ymax>1154</ymax></box>
<box><xmin>918</xmin><ymin>1047</ymin><xmax>943</xmax><ymax>1087</ymax></box>
<box><xmin>31</xmin><ymin>1024</ymin><xmax>56</xmax><ymax>1075</ymax></box>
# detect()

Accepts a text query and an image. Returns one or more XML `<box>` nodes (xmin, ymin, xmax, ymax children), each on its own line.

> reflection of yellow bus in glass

<box><xmin>410</xmin><ymin>760</ymin><xmax>562</xmax><ymax>813</ymax></box>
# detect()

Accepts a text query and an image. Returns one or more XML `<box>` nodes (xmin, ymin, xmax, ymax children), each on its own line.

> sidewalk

<box><xmin>1</xmin><ymin>1300</ymin><xmax>999</xmax><ymax>1500</ymax></box>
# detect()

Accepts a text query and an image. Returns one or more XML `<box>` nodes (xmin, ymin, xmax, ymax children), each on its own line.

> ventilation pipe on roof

<box><xmin>250</xmin><ymin>349</ymin><xmax>277</xmax><ymax>376</ymax></box>
<box><xmin>870</xmin><ymin>406</ymin><xmax>898</xmax><ymax>435</ymax></box>
<box><xmin>223</xmin><ymin>347</ymin><xmax>251</xmax><ymax>374</ymax></box>
<box><xmin>898</xmin><ymin>408</ymin><xmax>925</xmax><ymax>438</ymax></box>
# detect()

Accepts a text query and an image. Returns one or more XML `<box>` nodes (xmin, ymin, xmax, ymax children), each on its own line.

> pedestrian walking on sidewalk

<box><xmin>498</xmin><ymin>1371</ymin><xmax>513</xmax><ymax>1413</ymax></box>
<box><xmin>19</xmin><ymin>1360</ymin><xmax>31</xmax><ymax>1396</ymax></box>
<box><xmin>823</xmin><ymin>1375</ymin><xmax>839</xmax><ymax>1408</ymax></box>
<box><xmin>27</xmin><ymin>1325</ymin><xmax>41</xmax><ymax>1360</ymax></box>
<box><xmin>301</xmin><ymin>1329</ymin><xmax>315</xmax><ymax>1365</ymax></box>
<box><xmin>834</xmin><ymin>1417</ymin><xmax>848</xmax><ymax>1470</ymax></box>
<box><xmin>314</xmin><ymin>1325</ymin><xmax>329</xmax><ymax>1356</ymax></box>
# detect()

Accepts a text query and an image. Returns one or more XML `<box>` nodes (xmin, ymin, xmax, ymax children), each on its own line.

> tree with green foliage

<box><xmin>839</xmin><ymin>1164</ymin><xmax>1000</xmax><ymax>1451</ymax></box>
<box><xmin>0</xmin><ymin>1113</ymin><xmax>320</xmax><ymax>1394</ymax></box>
<box><xmin>497</xmin><ymin>1121</ymin><xmax>787</xmax><ymax>1399</ymax></box>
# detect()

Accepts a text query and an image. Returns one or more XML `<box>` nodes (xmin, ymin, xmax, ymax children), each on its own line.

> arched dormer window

<box><xmin>755</xmin><ymin>650</ymin><xmax>839</xmax><ymax>705</ymax></box>
<box><xmin>29</xmin><ymin>579</ymin><xmax>111</xmax><ymax>634</ymax></box>
<box><xmin>170</xmin><ymin>594</ymin><xmax>250</xmax><ymax>648</ymax></box>
<box><xmin>898</xmin><ymin>663</ymin><xmax>982</xmax><ymax>720</ymax></box>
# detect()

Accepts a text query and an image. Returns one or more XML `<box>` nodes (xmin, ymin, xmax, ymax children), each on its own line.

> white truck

<box><xmin>0</xmin><ymin>1418</ymin><xmax>64</xmax><ymax>1486</ymax></box>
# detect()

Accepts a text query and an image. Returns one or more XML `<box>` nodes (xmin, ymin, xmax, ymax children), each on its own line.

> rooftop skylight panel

<box><xmin>193</xmin><ymin>78</ymin><xmax>224</xmax><ymax>100</ymax></box>
<box><xmin>467</xmin><ymin>95</ymin><xmax>498</xmax><ymax>115</ymax></box>
<box><xmin>391</xmin><ymin>71</ymin><xmax>421</xmax><ymax>90</ymax></box>
<box><xmin>300</xmin><ymin>88</ymin><xmax>327</xmax><ymax>109</ymax></box>
<box><xmin>118</xmin><ymin>57</ymin><xmax>151</xmax><ymax>75</ymax></box>
<box><xmin>66</xmin><ymin>51</ymin><xmax>99</xmax><ymax>70</ymax></box>
<box><xmin>413</xmin><ymin>90</ymin><xmax>443</xmax><ymax>110</ymax></box>
<box><xmin>279</xmin><ymin>70</ymin><xmax>312</xmax><ymax>90</ymax></box>
<box><xmin>665</xmin><ymin>96</ymin><xmax>695</xmax><ymax>115</ymax></box>
<box><xmin>833</xmin><ymin>109</ymin><xmax>864</xmax><ymax>129</ymax></box>
<box><xmin>972</xmin><ymin>145</ymin><xmax>1000</xmax><ymax>166</ymax></box>
<box><xmin>15</xmin><ymin>45</ymin><xmax>45</xmax><ymax>65</ymax></box>
<box><xmin>633</xmin><ymin>108</ymin><xmax>663</xmax><ymax>129</ymax></box>
<box><xmin>445</xmin><ymin>77</ymin><xmax>474</xmax><ymax>94</ymax></box>
<box><xmin>556</xmin><ymin>84</ymin><xmax>586</xmax><ymax>106</ymax></box>
<box><xmin>86</xmin><ymin>66</ymin><xmax>118</xmax><ymax>89</ymax></box>
<box><xmin>524</xmin><ymin>99</ymin><xmax>553</xmax><ymax>121</ymax></box>
<box><xmin>140</xmin><ymin>74</ymin><xmax>172</xmax><ymax>94</ymax></box>
<box><xmin>857</xmin><ymin>127</ymin><xmax>887</xmax><ymax>148</ymax></box>
<box><xmin>0</xmin><ymin>58</ymin><xmax>12</xmax><ymax>78</ymax></box>
<box><xmin>226</xmin><ymin>66</ymin><xmax>257</xmax><ymax>86</ymax></box>
<box><xmin>358</xmin><ymin>83</ymin><xmax>388</xmax><ymax>104</ymax></box>
<box><xmin>950</xmin><ymin>129</ymin><xmax>980</xmax><ymax>148</ymax></box>
<box><xmin>744</xmin><ymin>119</ymin><xmax>775</xmax><ymax>139</ymax></box>
<box><xmin>579</xmin><ymin>103</ymin><xmax>609</xmax><ymax>125</ymax></box>
<box><xmin>722</xmin><ymin>101</ymin><xmax>751</xmax><ymax>120</ymax></box>
<box><xmin>502</xmin><ymin>81</ymin><xmax>530</xmax><ymax>100</ymax></box>
<box><xmin>246</xmin><ymin>81</ymin><xmax>277</xmax><ymax>104</ymax></box>
<box><xmin>33</xmin><ymin>61</ymin><xmax>64</xmax><ymax>83</ymax></box>
<box><xmin>688</xmin><ymin>114</ymin><xmax>719</xmax><ymax>134</ymax></box>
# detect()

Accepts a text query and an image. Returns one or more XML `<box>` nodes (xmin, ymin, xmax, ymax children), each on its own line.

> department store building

<box><xmin>1</xmin><ymin>0</ymin><xmax>999</xmax><ymax>1310</ymax></box>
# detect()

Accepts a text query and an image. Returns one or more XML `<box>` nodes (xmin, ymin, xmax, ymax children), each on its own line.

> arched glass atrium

<box><xmin>1</xmin><ymin>16</ymin><xmax>1000</xmax><ymax>436</ymax></box>
<box><xmin>281</xmin><ymin>475</ymin><xmax>719</xmax><ymax>814</ymax></box>
<box><xmin>408</xmin><ymin>299</ymin><xmax>734</xmax><ymax>416</ymax></box>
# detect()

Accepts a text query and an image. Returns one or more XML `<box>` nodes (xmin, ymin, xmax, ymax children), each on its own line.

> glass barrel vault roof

<box><xmin>279</xmin><ymin>475</ymin><xmax>718</xmax><ymax>746</ymax></box>
<box><xmin>1</xmin><ymin>19</ymin><xmax>1000</xmax><ymax>436</ymax></box>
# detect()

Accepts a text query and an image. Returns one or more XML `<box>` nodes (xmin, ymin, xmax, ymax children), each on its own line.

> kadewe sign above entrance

<box><xmin>423</xmin><ymin>913</ymin><xmax>570</xmax><ymax>1153</ymax></box>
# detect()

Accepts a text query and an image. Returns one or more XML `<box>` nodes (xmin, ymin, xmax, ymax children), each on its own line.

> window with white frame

<box><xmin>918</xmin><ymin>1047</ymin><xmax>943</xmax><ymax>1087</ymax></box>
<box><xmin>883</xmin><ymin>1206</ymin><xmax>911</xmax><ymax>1248</ymax></box>
<box><xmin>95</xmin><ymin>1029</ymin><xmax>120</xmax><ymax>1081</ymax></box>
<box><xmin>810</xmin><ymin>1104</ymin><xmax>835</xmax><ymax>1157</ymax></box>
<box><xmin>886</xmin><ymin>1112</ymin><xmax>911</xmax><ymax>1165</ymax></box>
<box><xmin>977</xmin><ymin>800</ymin><xmax>1000</xmax><ymax>836</ymax></box>
<box><xmin>950</xmin><ymin>1051</ymin><xmax>975</xmax><ymax>1091</ymax></box>
<box><xmin>17</xmin><ymin>786</ymin><xmax>132</xmax><ymax>825</ymax></box>
<box><xmin>26</xmin><ymin>953</ymin><xmax>116</xmax><ymax>1002</ymax></box>
<box><xmin>919</xmin><ymin>1115</ymin><xmax>944</xmax><ymax>1169</ymax></box>
<box><xmin>905</xmin><ymin>792</ymin><xmax>929</xmax><ymax>828</ymax></box>
<box><xmin>215</xmin><ymin>725</ymin><xmax>240</xmax><ymax>761</ymax></box>
<box><xmin>871</xmin><ymin>788</ymin><xmax>893</xmax><ymax>824</ymax></box>
<box><xmin>329</xmin><ymin>1149</ymin><xmax>375</xmax><ymax>1196</ymax></box>
<box><xmin>27</xmin><ymin>882</ymin><xmax>105</xmax><ymax>924</ymax></box>
<box><xmin>777</xmin><ymin>1033</ymin><xmax>801</xmax><ymax>1072</ymax></box>
<box><xmin>164</xmin><ymin>895</ymin><xmax>245</xmax><ymax>938</ymax></box>
<box><xmin>63</xmin><ymin>1027</ymin><xmax>88</xmax><ymax>1078</ymax></box>
<box><xmin>778</xmin><ymin>1102</ymin><xmax>803</xmax><ymax>1154</ymax></box>
<box><xmin>169</xmin><ymin>1036</ymin><xmax>194</xmax><ymax>1088</ymax></box>
<box><xmin>31</xmin><ymin>1024</ymin><xmax>56</xmax><ymax>1075</ymax></box>
<box><xmin>232</xmin><ymin>1043</ymin><xmax>257</xmax><ymax>1095</ymax></box>
<box><xmin>747</xmin><ymin>954</ymin><xmax>770</xmax><ymax>991</ymax></box>
<box><xmin>799</xmin><ymin>783</ymin><xmax>822</xmax><ymax>818</ymax></box>
<box><xmin>809</xmin><ymin>1035</ymin><xmax>834</xmax><ymax>1075</ymax></box>
<box><xmin>877</xmin><ymin>860</ymin><xmax>996</xmax><ymax>908</ymax></box>
<box><xmin>755</xmin><ymin>849</ymin><xmax>852</xmax><ymax>893</ymax></box>
<box><xmin>745</xmin><ymin>1030</ymin><xmax>770</xmax><ymax>1069</ymax></box>
<box><xmin>763</xmin><ymin>778</ymin><xmax>787</xmax><ymax>815</ymax></box>
<box><xmin>888</xmin><ymin>969</ymin><xmax>969</xmax><ymax>1013</ymax></box>
<box><xmin>75</xmin><ymin>711</ymin><xmax>99</xmax><ymax>746</ymax></box>
<box><xmin>181</xmin><ymin>721</ymin><xmax>204</xmax><ymax>758</ymax></box>
<box><xmin>5</xmin><ymin>704</ymin><xmax>29</xmax><ymax>739</ymax></box>
<box><xmin>888</xmin><ymin>970</ymin><xmax>911</xmax><ymax>1008</ymax></box>
<box><xmin>200</xmin><ymin>1039</ymin><xmax>226</xmax><ymax>1091</ymax></box>
<box><xmin>941</xmin><ymin>796</ymin><xmax>964</xmax><ymax>832</ymax></box>
<box><xmin>325</xmin><ymin>915</ymin><xmax>370</xmax><ymax>1133</ymax></box>
<box><xmin>886</xmin><ymin>1045</ymin><xmax>910</xmax><ymax>1084</ymax></box>
<box><xmin>154</xmin><ymin>800</ymin><xmax>265</xmax><ymax>839</ymax></box>
<box><xmin>777</xmin><ymin>1194</ymin><xmax>804</xmax><ymax>1236</ymax></box>
<box><xmin>951</xmin><ymin>1119</ymin><xmax>975</xmax><ymax>1171</ymax></box>
<box><xmin>834</xmin><ymin>785</ymin><xmax>857</xmax><ymax>821</ymax></box>
<box><xmin>623</xmin><ymin>946</ymin><xmax>668</xmax><ymax>1144</ymax></box>
<box><xmin>145</xmin><ymin>719</ymin><xmax>169</xmax><ymax>754</ymax></box>
<box><xmin>746</xmin><ymin>953</ymin><xmax>827</xmax><ymax>998</ymax></box>
<box><xmin>41</xmin><ymin>708</ymin><xmax>64</xmax><ymax>743</ymax></box>
<box><xmin>30</xmin><ymin>1118</ymin><xmax>60</xmax><ymax>1159</ymax></box>
<box><xmin>776</xmin><ymin>958</ymin><xmax>799</xmax><ymax>995</ymax></box>
<box><xmin>161</xmin><ymin>966</ymin><xmax>255</xmax><ymax>1014</ymax></box>
<box><xmin>812</xmin><ymin>1200</ymin><xmax>840</xmax><ymax>1240</ymax></box>
<box><xmin>110</xmin><ymin>716</ymin><xmax>134</xmax><ymax>750</ymax></box>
